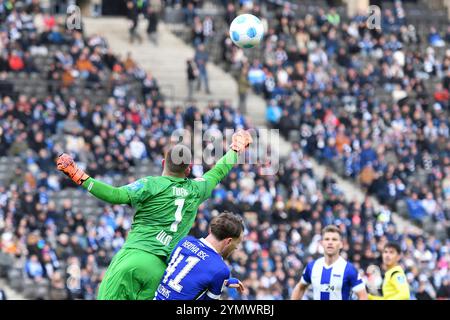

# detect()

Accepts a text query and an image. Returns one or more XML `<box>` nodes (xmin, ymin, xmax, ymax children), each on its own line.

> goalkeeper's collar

<box><xmin>162</xmin><ymin>175</ymin><xmax>187</xmax><ymax>181</ymax></box>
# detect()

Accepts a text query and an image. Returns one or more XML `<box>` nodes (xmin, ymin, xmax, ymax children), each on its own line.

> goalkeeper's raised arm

<box><xmin>56</xmin><ymin>153</ymin><xmax>131</xmax><ymax>205</ymax></box>
<box><xmin>195</xmin><ymin>129</ymin><xmax>253</xmax><ymax>202</ymax></box>
<box><xmin>56</xmin><ymin>130</ymin><xmax>253</xmax><ymax>206</ymax></box>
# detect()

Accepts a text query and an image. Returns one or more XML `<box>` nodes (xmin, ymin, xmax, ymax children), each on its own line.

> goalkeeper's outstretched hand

<box><xmin>230</xmin><ymin>130</ymin><xmax>253</xmax><ymax>154</ymax></box>
<box><xmin>56</xmin><ymin>153</ymin><xmax>90</xmax><ymax>185</ymax></box>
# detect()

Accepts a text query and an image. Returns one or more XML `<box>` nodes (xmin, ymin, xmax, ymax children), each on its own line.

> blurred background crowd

<box><xmin>0</xmin><ymin>0</ymin><xmax>449</xmax><ymax>300</ymax></box>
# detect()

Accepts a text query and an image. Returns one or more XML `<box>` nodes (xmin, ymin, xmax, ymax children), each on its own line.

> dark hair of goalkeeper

<box><xmin>164</xmin><ymin>144</ymin><xmax>192</xmax><ymax>176</ymax></box>
<box><xmin>210</xmin><ymin>212</ymin><xmax>245</xmax><ymax>241</ymax></box>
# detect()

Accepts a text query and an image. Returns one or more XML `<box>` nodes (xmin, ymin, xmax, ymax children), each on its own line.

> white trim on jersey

<box><xmin>195</xmin><ymin>290</ymin><xmax>207</xmax><ymax>300</ymax></box>
<box><xmin>206</xmin><ymin>290</ymin><xmax>221</xmax><ymax>300</ymax></box>
<box><xmin>352</xmin><ymin>282</ymin><xmax>366</xmax><ymax>292</ymax></box>
<box><xmin>200</xmin><ymin>238</ymin><xmax>219</xmax><ymax>253</ymax></box>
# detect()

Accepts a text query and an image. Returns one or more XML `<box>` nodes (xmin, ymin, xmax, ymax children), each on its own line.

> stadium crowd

<box><xmin>235</xmin><ymin>1</ymin><xmax>449</xmax><ymax>235</ymax></box>
<box><xmin>179</xmin><ymin>0</ymin><xmax>450</xmax><ymax>234</ymax></box>
<box><xmin>0</xmin><ymin>0</ymin><xmax>448</xmax><ymax>300</ymax></box>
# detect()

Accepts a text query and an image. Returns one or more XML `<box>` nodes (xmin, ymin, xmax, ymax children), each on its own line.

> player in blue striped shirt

<box><xmin>292</xmin><ymin>225</ymin><xmax>368</xmax><ymax>300</ymax></box>
<box><xmin>154</xmin><ymin>212</ymin><xmax>245</xmax><ymax>300</ymax></box>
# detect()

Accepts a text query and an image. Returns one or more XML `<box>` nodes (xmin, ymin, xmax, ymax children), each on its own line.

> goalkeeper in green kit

<box><xmin>56</xmin><ymin>130</ymin><xmax>252</xmax><ymax>300</ymax></box>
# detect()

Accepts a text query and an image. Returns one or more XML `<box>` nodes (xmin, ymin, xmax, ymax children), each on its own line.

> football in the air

<box><xmin>229</xmin><ymin>14</ymin><xmax>264</xmax><ymax>49</ymax></box>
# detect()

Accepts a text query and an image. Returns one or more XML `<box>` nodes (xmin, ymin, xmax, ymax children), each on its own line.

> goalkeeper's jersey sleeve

<box><xmin>368</xmin><ymin>266</ymin><xmax>410</xmax><ymax>300</ymax></box>
<box><xmin>122</xmin><ymin>150</ymin><xmax>238</xmax><ymax>261</ymax></box>
<box><xmin>192</xmin><ymin>150</ymin><xmax>238</xmax><ymax>202</ymax></box>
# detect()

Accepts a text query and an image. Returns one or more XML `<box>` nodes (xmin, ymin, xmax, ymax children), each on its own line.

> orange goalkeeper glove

<box><xmin>56</xmin><ymin>153</ymin><xmax>90</xmax><ymax>185</ymax></box>
<box><xmin>230</xmin><ymin>130</ymin><xmax>253</xmax><ymax>153</ymax></box>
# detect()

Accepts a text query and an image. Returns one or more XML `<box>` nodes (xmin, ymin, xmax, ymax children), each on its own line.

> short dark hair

<box><xmin>164</xmin><ymin>144</ymin><xmax>192</xmax><ymax>174</ymax></box>
<box><xmin>321</xmin><ymin>225</ymin><xmax>341</xmax><ymax>238</ymax></box>
<box><xmin>210</xmin><ymin>212</ymin><xmax>244</xmax><ymax>241</ymax></box>
<box><xmin>384</xmin><ymin>242</ymin><xmax>402</xmax><ymax>254</ymax></box>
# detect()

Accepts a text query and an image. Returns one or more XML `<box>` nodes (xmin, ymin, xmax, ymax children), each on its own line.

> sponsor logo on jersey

<box><xmin>397</xmin><ymin>275</ymin><xmax>406</xmax><ymax>284</ymax></box>
<box><xmin>127</xmin><ymin>180</ymin><xmax>144</xmax><ymax>191</ymax></box>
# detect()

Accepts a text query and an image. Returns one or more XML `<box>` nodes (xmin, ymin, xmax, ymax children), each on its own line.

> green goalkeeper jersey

<box><xmin>121</xmin><ymin>175</ymin><xmax>208</xmax><ymax>259</ymax></box>
<box><xmin>82</xmin><ymin>150</ymin><xmax>238</xmax><ymax>262</ymax></box>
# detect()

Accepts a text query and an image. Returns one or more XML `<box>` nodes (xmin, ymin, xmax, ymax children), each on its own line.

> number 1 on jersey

<box><xmin>170</xmin><ymin>199</ymin><xmax>185</xmax><ymax>232</ymax></box>
<box><xmin>162</xmin><ymin>246</ymin><xmax>200</xmax><ymax>293</ymax></box>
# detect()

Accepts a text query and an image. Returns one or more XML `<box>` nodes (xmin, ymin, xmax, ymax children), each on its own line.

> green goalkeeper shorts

<box><xmin>97</xmin><ymin>247</ymin><xmax>167</xmax><ymax>300</ymax></box>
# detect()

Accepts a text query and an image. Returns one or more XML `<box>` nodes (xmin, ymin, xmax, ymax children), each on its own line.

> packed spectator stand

<box><xmin>0</xmin><ymin>0</ymin><xmax>448</xmax><ymax>300</ymax></box>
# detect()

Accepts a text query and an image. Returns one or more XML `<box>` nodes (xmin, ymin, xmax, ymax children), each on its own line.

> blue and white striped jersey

<box><xmin>301</xmin><ymin>256</ymin><xmax>365</xmax><ymax>300</ymax></box>
<box><xmin>155</xmin><ymin>236</ymin><xmax>230</xmax><ymax>300</ymax></box>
